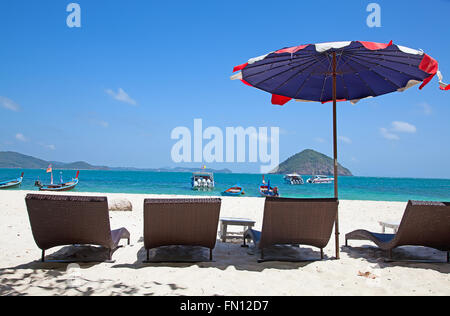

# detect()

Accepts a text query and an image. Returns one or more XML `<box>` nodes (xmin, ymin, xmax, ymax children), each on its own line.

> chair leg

<box><xmin>261</xmin><ymin>249</ymin><xmax>264</xmax><ymax>260</ymax></box>
<box><xmin>146</xmin><ymin>249</ymin><xmax>150</xmax><ymax>262</ymax></box>
<box><xmin>108</xmin><ymin>249</ymin><xmax>112</xmax><ymax>261</ymax></box>
<box><xmin>209</xmin><ymin>248</ymin><xmax>213</xmax><ymax>261</ymax></box>
<box><xmin>41</xmin><ymin>250</ymin><xmax>45</xmax><ymax>262</ymax></box>
<box><xmin>241</xmin><ymin>235</ymin><xmax>249</xmax><ymax>248</ymax></box>
<box><xmin>345</xmin><ymin>239</ymin><xmax>348</xmax><ymax>247</ymax></box>
<box><xmin>320</xmin><ymin>248</ymin><xmax>324</xmax><ymax>260</ymax></box>
<box><xmin>221</xmin><ymin>224</ymin><xmax>227</xmax><ymax>243</ymax></box>
<box><xmin>127</xmin><ymin>238</ymin><xmax>130</xmax><ymax>245</ymax></box>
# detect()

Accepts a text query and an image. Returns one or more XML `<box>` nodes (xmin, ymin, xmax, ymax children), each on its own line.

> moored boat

<box><xmin>307</xmin><ymin>175</ymin><xmax>334</xmax><ymax>184</ymax></box>
<box><xmin>0</xmin><ymin>172</ymin><xmax>24</xmax><ymax>189</ymax></box>
<box><xmin>221</xmin><ymin>184</ymin><xmax>245</xmax><ymax>196</ymax></box>
<box><xmin>191</xmin><ymin>172</ymin><xmax>215</xmax><ymax>190</ymax></box>
<box><xmin>284</xmin><ymin>173</ymin><xmax>304</xmax><ymax>185</ymax></box>
<box><xmin>35</xmin><ymin>170</ymin><xmax>79</xmax><ymax>192</ymax></box>
<box><xmin>259</xmin><ymin>176</ymin><xmax>280</xmax><ymax>197</ymax></box>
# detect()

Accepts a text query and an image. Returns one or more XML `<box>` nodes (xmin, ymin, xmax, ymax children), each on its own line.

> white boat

<box><xmin>191</xmin><ymin>172</ymin><xmax>215</xmax><ymax>190</ymax></box>
<box><xmin>307</xmin><ymin>175</ymin><xmax>334</xmax><ymax>184</ymax></box>
<box><xmin>283</xmin><ymin>173</ymin><xmax>304</xmax><ymax>185</ymax></box>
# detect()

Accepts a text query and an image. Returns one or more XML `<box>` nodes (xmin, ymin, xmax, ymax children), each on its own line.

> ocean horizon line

<box><xmin>1</xmin><ymin>167</ymin><xmax>449</xmax><ymax>182</ymax></box>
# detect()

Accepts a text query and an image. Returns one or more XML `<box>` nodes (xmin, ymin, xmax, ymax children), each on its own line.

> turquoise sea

<box><xmin>1</xmin><ymin>169</ymin><xmax>449</xmax><ymax>202</ymax></box>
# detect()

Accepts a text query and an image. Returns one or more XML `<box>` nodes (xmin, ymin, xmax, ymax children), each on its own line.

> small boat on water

<box><xmin>284</xmin><ymin>173</ymin><xmax>304</xmax><ymax>185</ymax></box>
<box><xmin>35</xmin><ymin>169</ymin><xmax>79</xmax><ymax>192</ymax></box>
<box><xmin>307</xmin><ymin>175</ymin><xmax>334</xmax><ymax>184</ymax></box>
<box><xmin>191</xmin><ymin>172</ymin><xmax>215</xmax><ymax>190</ymax></box>
<box><xmin>259</xmin><ymin>176</ymin><xmax>280</xmax><ymax>197</ymax></box>
<box><xmin>0</xmin><ymin>172</ymin><xmax>24</xmax><ymax>189</ymax></box>
<box><xmin>221</xmin><ymin>184</ymin><xmax>245</xmax><ymax>197</ymax></box>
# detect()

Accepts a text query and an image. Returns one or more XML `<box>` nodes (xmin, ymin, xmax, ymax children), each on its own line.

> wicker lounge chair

<box><xmin>25</xmin><ymin>194</ymin><xmax>130</xmax><ymax>262</ymax></box>
<box><xmin>143</xmin><ymin>198</ymin><xmax>221</xmax><ymax>262</ymax></box>
<box><xmin>244</xmin><ymin>197</ymin><xmax>338</xmax><ymax>262</ymax></box>
<box><xmin>346</xmin><ymin>201</ymin><xmax>450</xmax><ymax>262</ymax></box>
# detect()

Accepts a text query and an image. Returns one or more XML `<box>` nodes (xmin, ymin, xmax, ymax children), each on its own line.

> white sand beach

<box><xmin>0</xmin><ymin>190</ymin><xmax>448</xmax><ymax>296</ymax></box>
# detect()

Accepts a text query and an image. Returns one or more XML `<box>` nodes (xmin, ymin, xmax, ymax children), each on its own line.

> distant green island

<box><xmin>0</xmin><ymin>150</ymin><xmax>352</xmax><ymax>176</ymax></box>
<box><xmin>271</xmin><ymin>149</ymin><xmax>353</xmax><ymax>176</ymax></box>
<box><xmin>0</xmin><ymin>151</ymin><xmax>232</xmax><ymax>174</ymax></box>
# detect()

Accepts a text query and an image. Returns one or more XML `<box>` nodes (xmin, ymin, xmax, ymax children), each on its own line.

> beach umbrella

<box><xmin>231</xmin><ymin>41</ymin><xmax>448</xmax><ymax>259</ymax></box>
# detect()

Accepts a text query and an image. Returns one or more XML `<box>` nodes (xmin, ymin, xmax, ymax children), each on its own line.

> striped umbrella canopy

<box><xmin>231</xmin><ymin>41</ymin><xmax>448</xmax><ymax>259</ymax></box>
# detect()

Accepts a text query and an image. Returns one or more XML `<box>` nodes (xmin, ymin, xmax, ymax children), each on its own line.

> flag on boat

<box><xmin>231</xmin><ymin>41</ymin><xmax>448</xmax><ymax>106</ymax></box>
<box><xmin>46</xmin><ymin>165</ymin><xmax>52</xmax><ymax>173</ymax></box>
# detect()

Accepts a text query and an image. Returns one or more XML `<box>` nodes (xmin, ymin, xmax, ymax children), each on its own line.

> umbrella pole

<box><xmin>332</xmin><ymin>52</ymin><xmax>340</xmax><ymax>259</ymax></box>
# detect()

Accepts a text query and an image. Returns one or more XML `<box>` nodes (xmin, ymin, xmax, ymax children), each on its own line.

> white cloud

<box><xmin>380</xmin><ymin>121</ymin><xmax>417</xmax><ymax>141</ymax></box>
<box><xmin>100</xmin><ymin>121</ymin><xmax>109</xmax><ymax>128</ymax></box>
<box><xmin>0</xmin><ymin>96</ymin><xmax>20</xmax><ymax>112</ymax></box>
<box><xmin>380</xmin><ymin>128</ymin><xmax>400</xmax><ymax>140</ymax></box>
<box><xmin>95</xmin><ymin>120</ymin><xmax>109</xmax><ymax>128</ymax></box>
<box><xmin>418</xmin><ymin>102</ymin><xmax>432</xmax><ymax>115</ymax></box>
<box><xmin>86</xmin><ymin>115</ymin><xmax>109</xmax><ymax>128</ymax></box>
<box><xmin>15</xmin><ymin>133</ymin><xmax>27</xmax><ymax>142</ymax></box>
<box><xmin>391</xmin><ymin>121</ymin><xmax>417</xmax><ymax>133</ymax></box>
<box><xmin>314</xmin><ymin>137</ymin><xmax>326</xmax><ymax>143</ymax></box>
<box><xmin>38</xmin><ymin>142</ymin><xmax>56</xmax><ymax>150</ymax></box>
<box><xmin>338</xmin><ymin>136</ymin><xmax>352</xmax><ymax>144</ymax></box>
<box><xmin>106</xmin><ymin>88</ymin><xmax>137</xmax><ymax>105</ymax></box>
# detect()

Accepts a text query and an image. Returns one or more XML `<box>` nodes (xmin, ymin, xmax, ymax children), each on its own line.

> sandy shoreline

<box><xmin>0</xmin><ymin>190</ymin><xmax>448</xmax><ymax>296</ymax></box>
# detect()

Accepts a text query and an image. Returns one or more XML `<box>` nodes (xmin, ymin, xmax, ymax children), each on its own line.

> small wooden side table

<box><xmin>219</xmin><ymin>217</ymin><xmax>256</xmax><ymax>242</ymax></box>
<box><xmin>379</xmin><ymin>221</ymin><xmax>400</xmax><ymax>233</ymax></box>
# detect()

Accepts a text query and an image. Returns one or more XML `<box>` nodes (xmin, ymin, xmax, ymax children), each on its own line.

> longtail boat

<box><xmin>221</xmin><ymin>184</ymin><xmax>245</xmax><ymax>197</ymax></box>
<box><xmin>259</xmin><ymin>176</ymin><xmax>279</xmax><ymax>197</ymax></box>
<box><xmin>35</xmin><ymin>171</ymin><xmax>79</xmax><ymax>192</ymax></box>
<box><xmin>0</xmin><ymin>172</ymin><xmax>24</xmax><ymax>189</ymax></box>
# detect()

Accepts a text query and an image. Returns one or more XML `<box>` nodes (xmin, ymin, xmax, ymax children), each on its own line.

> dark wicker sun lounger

<box><xmin>346</xmin><ymin>201</ymin><xmax>450</xmax><ymax>262</ymax></box>
<box><xmin>143</xmin><ymin>198</ymin><xmax>221</xmax><ymax>262</ymax></box>
<box><xmin>25</xmin><ymin>194</ymin><xmax>130</xmax><ymax>262</ymax></box>
<box><xmin>244</xmin><ymin>197</ymin><xmax>338</xmax><ymax>262</ymax></box>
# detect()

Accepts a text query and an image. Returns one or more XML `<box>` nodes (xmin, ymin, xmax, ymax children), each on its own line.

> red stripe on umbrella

<box><xmin>419</xmin><ymin>54</ymin><xmax>439</xmax><ymax>89</ymax></box>
<box><xmin>275</xmin><ymin>44</ymin><xmax>310</xmax><ymax>54</ymax></box>
<box><xmin>233</xmin><ymin>62</ymin><xmax>248</xmax><ymax>72</ymax></box>
<box><xmin>359</xmin><ymin>40</ymin><xmax>393</xmax><ymax>50</ymax></box>
<box><xmin>271</xmin><ymin>94</ymin><xmax>292</xmax><ymax>105</ymax></box>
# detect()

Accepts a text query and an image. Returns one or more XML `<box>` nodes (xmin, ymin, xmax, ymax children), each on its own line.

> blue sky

<box><xmin>0</xmin><ymin>0</ymin><xmax>449</xmax><ymax>178</ymax></box>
